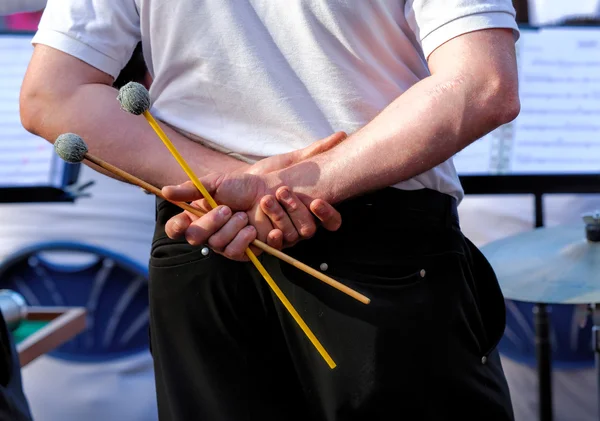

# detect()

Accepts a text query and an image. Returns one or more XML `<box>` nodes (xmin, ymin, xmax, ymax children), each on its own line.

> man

<box><xmin>20</xmin><ymin>1</ymin><xmax>521</xmax><ymax>420</ymax></box>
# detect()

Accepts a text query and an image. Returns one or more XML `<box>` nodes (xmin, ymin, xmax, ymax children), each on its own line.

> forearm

<box><xmin>275</xmin><ymin>72</ymin><xmax>518</xmax><ymax>204</ymax></box>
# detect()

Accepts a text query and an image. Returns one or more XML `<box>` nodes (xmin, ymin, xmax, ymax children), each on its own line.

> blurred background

<box><xmin>0</xmin><ymin>1</ymin><xmax>599</xmax><ymax>421</ymax></box>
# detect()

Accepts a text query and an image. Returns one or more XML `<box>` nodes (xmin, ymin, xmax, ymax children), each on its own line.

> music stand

<box><xmin>456</xmin><ymin>24</ymin><xmax>600</xmax><ymax>421</ymax></box>
<box><xmin>0</xmin><ymin>30</ymin><xmax>80</xmax><ymax>204</ymax></box>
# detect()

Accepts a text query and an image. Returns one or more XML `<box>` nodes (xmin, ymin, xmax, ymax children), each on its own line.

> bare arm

<box><xmin>20</xmin><ymin>45</ymin><xmax>247</xmax><ymax>188</ymax></box>
<box><xmin>269</xmin><ymin>29</ymin><xmax>520</xmax><ymax>203</ymax></box>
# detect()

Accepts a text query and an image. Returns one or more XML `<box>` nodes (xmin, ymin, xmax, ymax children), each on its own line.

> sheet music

<box><xmin>0</xmin><ymin>34</ymin><xmax>63</xmax><ymax>188</ymax></box>
<box><xmin>454</xmin><ymin>27</ymin><xmax>600</xmax><ymax>175</ymax></box>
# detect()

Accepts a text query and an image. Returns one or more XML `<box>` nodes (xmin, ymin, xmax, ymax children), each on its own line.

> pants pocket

<box><xmin>150</xmin><ymin>237</ymin><xmax>210</xmax><ymax>268</ymax></box>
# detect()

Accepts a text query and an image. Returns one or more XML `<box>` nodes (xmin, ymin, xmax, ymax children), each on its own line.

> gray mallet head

<box><xmin>117</xmin><ymin>81</ymin><xmax>151</xmax><ymax>115</ymax></box>
<box><xmin>54</xmin><ymin>133</ymin><xmax>88</xmax><ymax>163</ymax></box>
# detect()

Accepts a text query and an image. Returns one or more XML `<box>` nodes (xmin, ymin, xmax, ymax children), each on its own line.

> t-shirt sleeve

<box><xmin>404</xmin><ymin>0</ymin><xmax>520</xmax><ymax>59</ymax></box>
<box><xmin>31</xmin><ymin>0</ymin><xmax>141</xmax><ymax>79</ymax></box>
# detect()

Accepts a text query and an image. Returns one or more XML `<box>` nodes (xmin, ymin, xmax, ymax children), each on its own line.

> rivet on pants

<box><xmin>201</xmin><ymin>247</ymin><xmax>210</xmax><ymax>256</ymax></box>
<box><xmin>481</xmin><ymin>356</ymin><xmax>487</xmax><ymax>365</ymax></box>
<box><xmin>419</xmin><ymin>269</ymin><xmax>426</xmax><ymax>278</ymax></box>
<box><xmin>320</xmin><ymin>263</ymin><xmax>328</xmax><ymax>271</ymax></box>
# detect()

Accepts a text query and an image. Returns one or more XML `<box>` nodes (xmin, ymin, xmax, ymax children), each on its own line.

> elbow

<box><xmin>19</xmin><ymin>83</ymin><xmax>46</xmax><ymax>137</ymax></box>
<box><xmin>481</xmin><ymin>76</ymin><xmax>520</xmax><ymax>128</ymax></box>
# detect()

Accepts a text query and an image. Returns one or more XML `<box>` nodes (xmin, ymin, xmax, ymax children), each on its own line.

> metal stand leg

<box><xmin>534</xmin><ymin>303</ymin><xmax>553</xmax><ymax>421</ymax></box>
<box><xmin>591</xmin><ymin>304</ymin><xmax>600</xmax><ymax>421</ymax></box>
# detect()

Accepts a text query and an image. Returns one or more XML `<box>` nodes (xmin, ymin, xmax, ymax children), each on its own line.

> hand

<box><xmin>162</xmin><ymin>132</ymin><xmax>347</xmax><ymax>261</ymax></box>
<box><xmin>162</xmin><ymin>172</ymin><xmax>341</xmax><ymax>261</ymax></box>
<box><xmin>243</xmin><ymin>131</ymin><xmax>347</xmax><ymax>176</ymax></box>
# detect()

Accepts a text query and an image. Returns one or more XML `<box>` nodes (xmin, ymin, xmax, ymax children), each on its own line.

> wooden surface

<box><xmin>16</xmin><ymin>307</ymin><xmax>86</xmax><ymax>367</ymax></box>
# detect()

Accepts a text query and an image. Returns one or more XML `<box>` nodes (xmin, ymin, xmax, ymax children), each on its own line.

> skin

<box><xmin>20</xmin><ymin>46</ymin><xmax>346</xmax><ymax>258</ymax></box>
<box><xmin>160</xmin><ymin>28</ymin><xmax>521</xmax><ymax>260</ymax></box>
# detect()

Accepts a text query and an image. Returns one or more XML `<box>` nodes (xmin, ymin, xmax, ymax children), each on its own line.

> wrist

<box><xmin>230</xmin><ymin>162</ymin><xmax>253</xmax><ymax>174</ymax></box>
<box><xmin>270</xmin><ymin>165</ymin><xmax>335</xmax><ymax>204</ymax></box>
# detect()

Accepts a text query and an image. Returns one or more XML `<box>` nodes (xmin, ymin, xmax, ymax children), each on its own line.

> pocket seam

<box><xmin>150</xmin><ymin>244</ymin><xmax>211</xmax><ymax>269</ymax></box>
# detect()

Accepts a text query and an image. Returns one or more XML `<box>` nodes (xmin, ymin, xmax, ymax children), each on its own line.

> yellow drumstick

<box><xmin>117</xmin><ymin>82</ymin><xmax>336</xmax><ymax>369</ymax></box>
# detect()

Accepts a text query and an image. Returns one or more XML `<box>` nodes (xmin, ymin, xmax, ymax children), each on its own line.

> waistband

<box><xmin>334</xmin><ymin>187</ymin><xmax>460</xmax><ymax>230</ymax></box>
<box><xmin>156</xmin><ymin>187</ymin><xmax>459</xmax><ymax>229</ymax></box>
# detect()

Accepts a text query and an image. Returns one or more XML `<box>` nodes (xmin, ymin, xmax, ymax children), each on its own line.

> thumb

<box><xmin>299</xmin><ymin>131</ymin><xmax>347</xmax><ymax>160</ymax></box>
<box><xmin>161</xmin><ymin>173</ymin><xmax>222</xmax><ymax>203</ymax></box>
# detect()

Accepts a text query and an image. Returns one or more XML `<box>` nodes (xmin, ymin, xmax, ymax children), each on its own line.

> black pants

<box><xmin>148</xmin><ymin>188</ymin><xmax>514</xmax><ymax>421</ymax></box>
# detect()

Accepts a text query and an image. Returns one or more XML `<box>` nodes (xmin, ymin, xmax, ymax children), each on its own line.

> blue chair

<box><xmin>0</xmin><ymin>241</ymin><xmax>157</xmax><ymax>421</ymax></box>
<box><xmin>499</xmin><ymin>299</ymin><xmax>594</xmax><ymax>369</ymax></box>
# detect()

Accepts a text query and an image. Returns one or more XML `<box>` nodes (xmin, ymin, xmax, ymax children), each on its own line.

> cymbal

<box><xmin>480</xmin><ymin>224</ymin><xmax>600</xmax><ymax>304</ymax></box>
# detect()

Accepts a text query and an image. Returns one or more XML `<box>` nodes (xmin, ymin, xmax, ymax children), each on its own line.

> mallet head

<box><xmin>117</xmin><ymin>82</ymin><xmax>151</xmax><ymax>115</ymax></box>
<box><xmin>54</xmin><ymin>133</ymin><xmax>88</xmax><ymax>163</ymax></box>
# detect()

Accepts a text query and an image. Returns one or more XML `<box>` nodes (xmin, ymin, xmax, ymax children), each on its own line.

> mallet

<box><xmin>54</xmin><ymin>133</ymin><xmax>368</xmax><ymax>304</ymax></box>
<box><xmin>116</xmin><ymin>84</ymin><xmax>342</xmax><ymax>367</ymax></box>
<box><xmin>56</xmin><ymin>132</ymin><xmax>341</xmax><ymax>369</ymax></box>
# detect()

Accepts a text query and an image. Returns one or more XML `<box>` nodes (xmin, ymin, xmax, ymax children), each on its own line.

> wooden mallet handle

<box><xmin>82</xmin><ymin>152</ymin><xmax>371</xmax><ymax>305</ymax></box>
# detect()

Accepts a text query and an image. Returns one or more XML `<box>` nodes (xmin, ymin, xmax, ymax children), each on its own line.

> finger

<box><xmin>266</xmin><ymin>229</ymin><xmax>284</xmax><ymax>250</ymax></box>
<box><xmin>276</xmin><ymin>187</ymin><xmax>316</xmax><ymax>239</ymax></box>
<box><xmin>161</xmin><ymin>173</ymin><xmax>223</xmax><ymax>203</ymax></box>
<box><xmin>182</xmin><ymin>200</ymin><xmax>209</xmax><ymax>222</ymax></box>
<box><xmin>190</xmin><ymin>198</ymin><xmax>212</xmax><ymax>214</ymax></box>
<box><xmin>162</xmin><ymin>180</ymin><xmax>203</xmax><ymax>203</ymax></box>
<box><xmin>165</xmin><ymin>212</ymin><xmax>194</xmax><ymax>239</ymax></box>
<box><xmin>222</xmin><ymin>226</ymin><xmax>257</xmax><ymax>261</ymax></box>
<box><xmin>207</xmin><ymin>212</ymin><xmax>249</xmax><ymax>251</ymax></box>
<box><xmin>310</xmin><ymin>199</ymin><xmax>342</xmax><ymax>231</ymax></box>
<box><xmin>184</xmin><ymin>205</ymin><xmax>232</xmax><ymax>246</ymax></box>
<box><xmin>246</xmin><ymin>205</ymin><xmax>275</xmax><ymax>245</ymax></box>
<box><xmin>300</xmin><ymin>131</ymin><xmax>347</xmax><ymax>160</ymax></box>
<box><xmin>260</xmin><ymin>195</ymin><xmax>299</xmax><ymax>244</ymax></box>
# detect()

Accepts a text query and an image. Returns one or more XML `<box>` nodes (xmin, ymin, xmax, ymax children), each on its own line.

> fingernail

<box><xmin>279</xmin><ymin>189</ymin><xmax>291</xmax><ymax>200</ymax></box>
<box><xmin>315</xmin><ymin>203</ymin><xmax>326</xmax><ymax>214</ymax></box>
<box><xmin>220</xmin><ymin>206</ymin><xmax>231</xmax><ymax>217</ymax></box>
<box><xmin>236</xmin><ymin>212</ymin><xmax>247</xmax><ymax>221</ymax></box>
<box><xmin>264</xmin><ymin>197</ymin><xmax>274</xmax><ymax>208</ymax></box>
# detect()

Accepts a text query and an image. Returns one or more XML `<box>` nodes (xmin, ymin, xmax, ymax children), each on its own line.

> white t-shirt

<box><xmin>32</xmin><ymin>0</ymin><xmax>519</xmax><ymax>202</ymax></box>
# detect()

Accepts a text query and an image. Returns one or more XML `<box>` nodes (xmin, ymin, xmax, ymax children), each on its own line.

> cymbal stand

<box><xmin>585</xmin><ymin>214</ymin><xmax>600</xmax><ymax>421</ymax></box>
<box><xmin>590</xmin><ymin>304</ymin><xmax>600</xmax><ymax>421</ymax></box>
<box><xmin>534</xmin><ymin>303</ymin><xmax>553</xmax><ymax>421</ymax></box>
<box><xmin>533</xmin><ymin>192</ymin><xmax>553</xmax><ymax>421</ymax></box>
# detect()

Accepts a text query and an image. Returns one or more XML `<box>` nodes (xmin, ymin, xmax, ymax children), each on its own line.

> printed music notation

<box><xmin>0</xmin><ymin>34</ymin><xmax>62</xmax><ymax>188</ymax></box>
<box><xmin>454</xmin><ymin>27</ymin><xmax>600</xmax><ymax>175</ymax></box>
